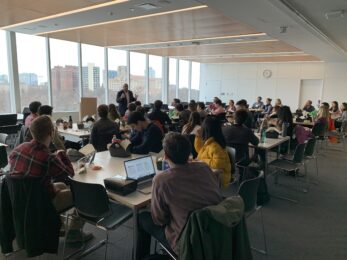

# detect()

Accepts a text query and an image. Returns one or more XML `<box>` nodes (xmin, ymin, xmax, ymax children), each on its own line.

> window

<box><xmin>148</xmin><ymin>55</ymin><xmax>163</xmax><ymax>103</ymax></box>
<box><xmin>50</xmin><ymin>38</ymin><xmax>80</xmax><ymax>112</ymax></box>
<box><xmin>191</xmin><ymin>62</ymin><xmax>200</xmax><ymax>101</ymax></box>
<box><xmin>0</xmin><ymin>30</ymin><xmax>11</xmax><ymax>113</ymax></box>
<box><xmin>168</xmin><ymin>58</ymin><xmax>177</xmax><ymax>104</ymax></box>
<box><xmin>81</xmin><ymin>44</ymin><xmax>105</xmax><ymax>104</ymax></box>
<box><xmin>16</xmin><ymin>33</ymin><xmax>48</xmax><ymax>110</ymax></box>
<box><xmin>130</xmin><ymin>52</ymin><xmax>146</xmax><ymax>104</ymax></box>
<box><xmin>178</xmin><ymin>60</ymin><xmax>189</xmax><ymax>102</ymax></box>
<box><xmin>108</xmin><ymin>49</ymin><xmax>127</xmax><ymax>104</ymax></box>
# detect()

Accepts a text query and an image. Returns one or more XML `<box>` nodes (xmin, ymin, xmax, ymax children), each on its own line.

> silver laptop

<box><xmin>124</xmin><ymin>155</ymin><xmax>155</xmax><ymax>194</ymax></box>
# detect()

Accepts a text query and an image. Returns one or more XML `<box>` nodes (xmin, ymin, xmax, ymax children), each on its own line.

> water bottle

<box><xmin>112</xmin><ymin>135</ymin><xmax>117</xmax><ymax>143</ymax></box>
<box><xmin>68</xmin><ymin>116</ymin><xmax>73</xmax><ymax>129</ymax></box>
<box><xmin>260</xmin><ymin>128</ymin><xmax>266</xmax><ymax>143</ymax></box>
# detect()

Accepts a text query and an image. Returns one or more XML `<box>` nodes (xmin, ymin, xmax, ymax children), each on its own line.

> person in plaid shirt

<box><xmin>9</xmin><ymin>115</ymin><xmax>91</xmax><ymax>242</ymax></box>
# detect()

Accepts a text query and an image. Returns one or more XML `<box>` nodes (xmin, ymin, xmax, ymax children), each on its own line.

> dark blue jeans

<box><xmin>137</xmin><ymin>212</ymin><xmax>172</xmax><ymax>260</ymax></box>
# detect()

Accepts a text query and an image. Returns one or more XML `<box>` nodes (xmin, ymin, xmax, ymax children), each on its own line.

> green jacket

<box><xmin>179</xmin><ymin>196</ymin><xmax>253</xmax><ymax>260</ymax></box>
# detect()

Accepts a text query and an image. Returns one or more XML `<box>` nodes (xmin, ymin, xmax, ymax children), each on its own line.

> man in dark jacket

<box><xmin>148</xmin><ymin>100</ymin><xmax>171</xmax><ymax>129</ymax></box>
<box><xmin>126</xmin><ymin>111</ymin><xmax>163</xmax><ymax>154</ymax></box>
<box><xmin>222</xmin><ymin>109</ymin><xmax>259</xmax><ymax>162</ymax></box>
<box><xmin>116</xmin><ymin>83</ymin><xmax>137</xmax><ymax>116</ymax></box>
<box><xmin>90</xmin><ymin>104</ymin><xmax>120</xmax><ymax>152</ymax></box>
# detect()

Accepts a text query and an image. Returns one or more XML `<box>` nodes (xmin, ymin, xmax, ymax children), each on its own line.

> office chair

<box><xmin>304</xmin><ymin>138</ymin><xmax>319</xmax><ymax>179</ymax></box>
<box><xmin>64</xmin><ymin>178</ymin><xmax>133</xmax><ymax>260</ymax></box>
<box><xmin>269</xmin><ymin>142</ymin><xmax>307</xmax><ymax>203</ymax></box>
<box><xmin>238</xmin><ymin>171</ymin><xmax>267</xmax><ymax>255</ymax></box>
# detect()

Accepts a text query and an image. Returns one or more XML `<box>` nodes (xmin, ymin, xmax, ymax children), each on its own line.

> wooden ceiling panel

<box><xmin>0</xmin><ymin>0</ymin><xmax>113</xmax><ymax>27</ymax></box>
<box><xmin>134</xmin><ymin>41</ymin><xmax>301</xmax><ymax>57</ymax></box>
<box><xmin>46</xmin><ymin>8</ymin><xmax>261</xmax><ymax>46</ymax></box>
<box><xmin>188</xmin><ymin>55</ymin><xmax>320</xmax><ymax>63</ymax></box>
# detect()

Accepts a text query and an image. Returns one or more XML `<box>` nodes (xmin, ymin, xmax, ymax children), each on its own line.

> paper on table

<box><xmin>120</xmin><ymin>139</ymin><xmax>131</xmax><ymax>150</ymax></box>
<box><xmin>79</xmin><ymin>144</ymin><xmax>96</xmax><ymax>155</ymax></box>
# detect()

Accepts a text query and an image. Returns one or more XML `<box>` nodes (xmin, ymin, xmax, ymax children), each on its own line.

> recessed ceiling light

<box><xmin>136</xmin><ymin>3</ymin><xmax>160</xmax><ymax>11</ymax></box>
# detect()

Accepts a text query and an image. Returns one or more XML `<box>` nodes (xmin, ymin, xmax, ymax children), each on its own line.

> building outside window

<box><xmin>16</xmin><ymin>33</ymin><xmax>48</xmax><ymax>110</ymax></box>
<box><xmin>178</xmin><ymin>60</ymin><xmax>189</xmax><ymax>102</ymax></box>
<box><xmin>81</xmin><ymin>44</ymin><xmax>106</xmax><ymax>104</ymax></box>
<box><xmin>130</xmin><ymin>52</ymin><xmax>146</xmax><ymax>104</ymax></box>
<box><xmin>50</xmin><ymin>38</ymin><xmax>80</xmax><ymax>111</ymax></box>
<box><xmin>108</xmin><ymin>48</ymin><xmax>128</xmax><ymax>104</ymax></box>
<box><xmin>148</xmin><ymin>55</ymin><xmax>163</xmax><ymax>103</ymax></box>
<box><xmin>191</xmin><ymin>62</ymin><xmax>200</xmax><ymax>101</ymax></box>
<box><xmin>0</xmin><ymin>30</ymin><xmax>11</xmax><ymax>113</ymax></box>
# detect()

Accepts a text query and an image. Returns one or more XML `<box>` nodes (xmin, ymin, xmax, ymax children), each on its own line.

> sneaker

<box><xmin>66</xmin><ymin>230</ymin><xmax>94</xmax><ymax>244</ymax></box>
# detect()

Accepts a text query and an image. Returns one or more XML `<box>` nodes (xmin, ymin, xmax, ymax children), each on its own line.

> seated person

<box><xmin>262</xmin><ymin>98</ymin><xmax>273</xmax><ymax>116</ymax></box>
<box><xmin>330</xmin><ymin>101</ymin><xmax>341</xmax><ymax>120</ymax></box>
<box><xmin>126</xmin><ymin>111</ymin><xmax>163</xmax><ymax>154</ymax></box>
<box><xmin>226</xmin><ymin>99</ymin><xmax>236</xmax><ymax>113</ymax></box>
<box><xmin>236</xmin><ymin>99</ymin><xmax>254</xmax><ymax>128</ymax></box>
<box><xmin>180</xmin><ymin>101</ymin><xmax>197</xmax><ymax>125</ymax></box>
<box><xmin>147</xmin><ymin>100</ymin><xmax>171</xmax><ymax>129</ymax></box>
<box><xmin>24</xmin><ymin>101</ymin><xmax>41</xmax><ymax>127</ymax></box>
<box><xmin>9</xmin><ymin>116</ymin><xmax>87</xmax><ymax>240</ymax></box>
<box><xmin>137</xmin><ymin>133</ymin><xmax>222</xmax><ymax>258</ymax></box>
<box><xmin>168</xmin><ymin>98</ymin><xmax>181</xmax><ymax>119</ymax></box>
<box><xmin>24</xmin><ymin>105</ymin><xmax>65</xmax><ymax>151</ymax></box>
<box><xmin>275</xmin><ymin>98</ymin><xmax>282</xmax><ymax>107</ymax></box>
<box><xmin>269</xmin><ymin>105</ymin><xmax>280</xmax><ymax>119</ymax></box>
<box><xmin>181</xmin><ymin>111</ymin><xmax>201</xmax><ymax>135</ymax></box>
<box><xmin>222</xmin><ymin>109</ymin><xmax>259</xmax><ymax>162</ymax></box>
<box><xmin>211</xmin><ymin>99</ymin><xmax>225</xmax><ymax>115</ymax></box>
<box><xmin>123</xmin><ymin>102</ymin><xmax>137</xmax><ymax>120</ymax></box>
<box><xmin>90</xmin><ymin>104</ymin><xmax>120</xmax><ymax>152</ymax></box>
<box><xmin>195</xmin><ymin>116</ymin><xmax>231</xmax><ymax>187</ymax></box>
<box><xmin>108</xmin><ymin>103</ymin><xmax>120</xmax><ymax>121</ymax></box>
<box><xmin>252</xmin><ymin>96</ymin><xmax>264</xmax><ymax>110</ymax></box>
<box><xmin>303</xmin><ymin>100</ymin><xmax>315</xmax><ymax>113</ymax></box>
<box><xmin>197</xmin><ymin>102</ymin><xmax>207</xmax><ymax>120</ymax></box>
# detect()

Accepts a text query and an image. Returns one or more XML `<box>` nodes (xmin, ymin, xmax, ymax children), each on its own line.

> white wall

<box><xmin>199</xmin><ymin>62</ymin><xmax>347</xmax><ymax>110</ymax></box>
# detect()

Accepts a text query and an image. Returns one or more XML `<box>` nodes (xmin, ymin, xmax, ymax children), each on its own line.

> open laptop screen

<box><xmin>124</xmin><ymin>156</ymin><xmax>155</xmax><ymax>181</ymax></box>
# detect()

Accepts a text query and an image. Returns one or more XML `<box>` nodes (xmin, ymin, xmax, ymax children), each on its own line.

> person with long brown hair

<box><xmin>181</xmin><ymin>112</ymin><xmax>201</xmax><ymax>135</ymax></box>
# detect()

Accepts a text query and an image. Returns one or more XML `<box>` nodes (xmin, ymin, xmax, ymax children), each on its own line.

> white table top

<box><xmin>58</xmin><ymin>124</ymin><xmax>90</xmax><ymax>138</ymax></box>
<box><xmin>73</xmin><ymin>151</ymin><xmax>159</xmax><ymax>209</ymax></box>
<box><xmin>254</xmin><ymin>133</ymin><xmax>290</xmax><ymax>150</ymax></box>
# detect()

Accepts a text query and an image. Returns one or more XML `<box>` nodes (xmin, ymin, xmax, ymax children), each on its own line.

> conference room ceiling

<box><xmin>1</xmin><ymin>0</ymin><xmax>321</xmax><ymax>63</ymax></box>
<box><xmin>285</xmin><ymin>0</ymin><xmax>347</xmax><ymax>52</ymax></box>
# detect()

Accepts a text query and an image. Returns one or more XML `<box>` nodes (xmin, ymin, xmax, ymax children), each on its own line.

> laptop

<box><xmin>124</xmin><ymin>155</ymin><xmax>156</xmax><ymax>194</ymax></box>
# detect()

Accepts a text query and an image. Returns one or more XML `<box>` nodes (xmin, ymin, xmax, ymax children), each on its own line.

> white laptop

<box><xmin>124</xmin><ymin>155</ymin><xmax>156</xmax><ymax>194</ymax></box>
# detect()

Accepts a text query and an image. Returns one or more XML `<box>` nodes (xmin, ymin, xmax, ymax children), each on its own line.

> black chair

<box><xmin>269</xmin><ymin>142</ymin><xmax>307</xmax><ymax>203</ymax></box>
<box><xmin>238</xmin><ymin>171</ymin><xmax>267</xmax><ymax>255</ymax></box>
<box><xmin>187</xmin><ymin>134</ymin><xmax>198</xmax><ymax>159</ymax></box>
<box><xmin>65</xmin><ymin>178</ymin><xmax>133</xmax><ymax>260</ymax></box>
<box><xmin>311</xmin><ymin>122</ymin><xmax>327</xmax><ymax>149</ymax></box>
<box><xmin>304</xmin><ymin>138</ymin><xmax>318</xmax><ymax>178</ymax></box>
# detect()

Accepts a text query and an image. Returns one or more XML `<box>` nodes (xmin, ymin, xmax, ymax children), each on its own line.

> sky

<box><xmin>1</xmin><ymin>31</ymin><xmax>197</xmax><ymax>86</ymax></box>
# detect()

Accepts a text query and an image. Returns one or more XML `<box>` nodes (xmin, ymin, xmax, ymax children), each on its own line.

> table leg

<box><xmin>264</xmin><ymin>149</ymin><xmax>268</xmax><ymax>177</ymax></box>
<box><xmin>132</xmin><ymin>207</ymin><xmax>138</xmax><ymax>260</ymax></box>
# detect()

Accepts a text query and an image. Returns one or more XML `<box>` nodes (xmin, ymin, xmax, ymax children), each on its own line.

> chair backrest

<box><xmin>226</xmin><ymin>146</ymin><xmax>236</xmax><ymax>176</ymax></box>
<box><xmin>304</xmin><ymin>138</ymin><xmax>316</xmax><ymax>157</ymax></box>
<box><xmin>187</xmin><ymin>134</ymin><xmax>198</xmax><ymax>159</ymax></box>
<box><xmin>292</xmin><ymin>143</ymin><xmax>306</xmax><ymax>163</ymax></box>
<box><xmin>69</xmin><ymin>178</ymin><xmax>110</xmax><ymax>219</ymax></box>
<box><xmin>340</xmin><ymin>120</ymin><xmax>347</xmax><ymax>134</ymax></box>
<box><xmin>0</xmin><ymin>133</ymin><xmax>8</xmax><ymax>144</ymax></box>
<box><xmin>237</xmin><ymin>172</ymin><xmax>263</xmax><ymax>213</ymax></box>
<box><xmin>312</xmin><ymin>122</ymin><xmax>326</xmax><ymax>137</ymax></box>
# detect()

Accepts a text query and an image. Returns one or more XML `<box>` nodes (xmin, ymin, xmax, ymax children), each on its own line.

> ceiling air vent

<box><xmin>136</xmin><ymin>3</ymin><xmax>160</xmax><ymax>11</ymax></box>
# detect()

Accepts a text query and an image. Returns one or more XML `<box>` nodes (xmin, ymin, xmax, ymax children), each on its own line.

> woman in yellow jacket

<box><xmin>195</xmin><ymin>116</ymin><xmax>232</xmax><ymax>187</ymax></box>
